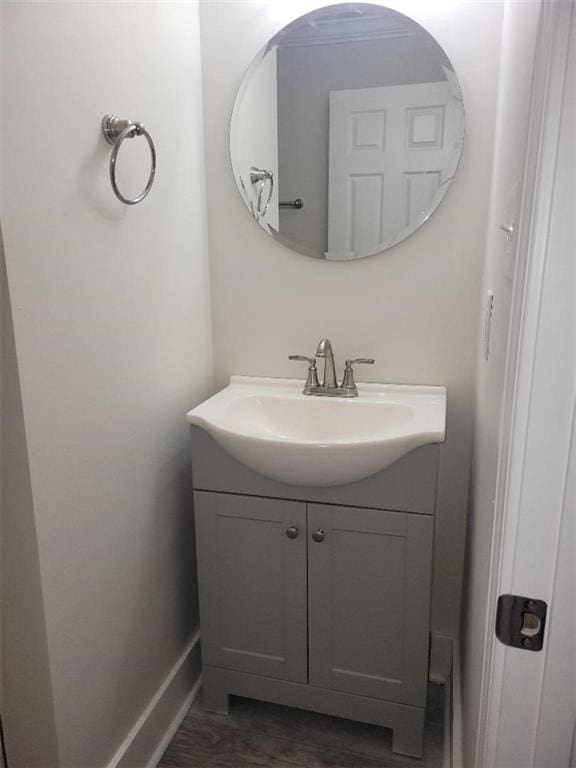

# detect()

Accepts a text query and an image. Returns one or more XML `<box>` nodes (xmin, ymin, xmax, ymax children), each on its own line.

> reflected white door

<box><xmin>327</xmin><ymin>82</ymin><xmax>461</xmax><ymax>259</ymax></box>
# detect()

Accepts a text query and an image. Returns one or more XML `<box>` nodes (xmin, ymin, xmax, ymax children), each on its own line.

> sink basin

<box><xmin>187</xmin><ymin>376</ymin><xmax>446</xmax><ymax>487</ymax></box>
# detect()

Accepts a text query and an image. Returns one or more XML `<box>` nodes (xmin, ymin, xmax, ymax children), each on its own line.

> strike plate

<box><xmin>496</xmin><ymin>594</ymin><xmax>547</xmax><ymax>652</ymax></box>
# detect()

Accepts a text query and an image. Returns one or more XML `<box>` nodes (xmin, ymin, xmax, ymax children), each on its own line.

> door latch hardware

<box><xmin>495</xmin><ymin>594</ymin><xmax>547</xmax><ymax>651</ymax></box>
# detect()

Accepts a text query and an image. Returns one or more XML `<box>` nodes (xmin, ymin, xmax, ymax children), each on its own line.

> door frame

<box><xmin>476</xmin><ymin>1</ymin><xmax>575</xmax><ymax>765</ymax></box>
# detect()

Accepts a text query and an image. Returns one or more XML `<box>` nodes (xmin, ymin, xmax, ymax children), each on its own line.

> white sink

<box><xmin>187</xmin><ymin>376</ymin><xmax>447</xmax><ymax>487</ymax></box>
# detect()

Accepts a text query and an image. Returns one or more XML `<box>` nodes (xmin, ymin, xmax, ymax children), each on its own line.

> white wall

<box><xmin>199</xmin><ymin>0</ymin><xmax>504</xmax><ymax>639</ymax></box>
<box><xmin>461</xmin><ymin>2</ymin><xmax>541</xmax><ymax>765</ymax></box>
<box><xmin>0</xmin><ymin>2</ymin><xmax>213</xmax><ymax>766</ymax></box>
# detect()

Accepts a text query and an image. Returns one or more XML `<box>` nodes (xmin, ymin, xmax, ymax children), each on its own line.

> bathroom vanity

<box><xmin>185</xmin><ymin>0</ymin><xmax>461</xmax><ymax>753</ymax></box>
<box><xmin>188</xmin><ymin>376</ymin><xmax>445</xmax><ymax>758</ymax></box>
<box><xmin>192</xmin><ymin>0</ymin><xmax>465</xmax><ymax>746</ymax></box>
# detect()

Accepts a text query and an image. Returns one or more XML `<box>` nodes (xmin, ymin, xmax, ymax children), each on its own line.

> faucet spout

<box><xmin>315</xmin><ymin>338</ymin><xmax>338</xmax><ymax>388</ymax></box>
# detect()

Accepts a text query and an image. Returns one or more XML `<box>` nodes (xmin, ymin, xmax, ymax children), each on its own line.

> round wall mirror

<box><xmin>230</xmin><ymin>3</ymin><xmax>464</xmax><ymax>261</ymax></box>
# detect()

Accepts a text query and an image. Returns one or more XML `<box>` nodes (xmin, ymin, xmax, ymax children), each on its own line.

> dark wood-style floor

<box><xmin>158</xmin><ymin>686</ymin><xmax>444</xmax><ymax>768</ymax></box>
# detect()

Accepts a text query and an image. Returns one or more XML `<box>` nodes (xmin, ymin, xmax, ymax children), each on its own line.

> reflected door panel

<box><xmin>327</xmin><ymin>82</ymin><xmax>460</xmax><ymax>259</ymax></box>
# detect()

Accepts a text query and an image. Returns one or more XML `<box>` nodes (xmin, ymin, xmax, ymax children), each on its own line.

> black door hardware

<box><xmin>495</xmin><ymin>594</ymin><xmax>548</xmax><ymax>651</ymax></box>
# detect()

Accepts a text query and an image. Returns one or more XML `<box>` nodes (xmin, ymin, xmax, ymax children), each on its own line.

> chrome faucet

<box><xmin>289</xmin><ymin>338</ymin><xmax>374</xmax><ymax>397</ymax></box>
<box><xmin>315</xmin><ymin>338</ymin><xmax>337</xmax><ymax>388</ymax></box>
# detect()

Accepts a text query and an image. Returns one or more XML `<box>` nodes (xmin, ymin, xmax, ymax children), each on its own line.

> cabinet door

<box><xmin>308</xmin><ymin>504</ymin><xmax>433</xmax><ymax>706</ymax></box>
<box><xmin>194</xmin><ymin>492</ymin><xmax>307</xmax><ymax>682</ymax></box>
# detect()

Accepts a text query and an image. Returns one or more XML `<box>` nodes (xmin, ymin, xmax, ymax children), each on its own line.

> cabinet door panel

<box><xmin>308</xmin><ymin>505</ymin><xmax>433</xmax><ymax>705</ymax></box>
<box><xmin>195</xmin><ymin>492</ymin><xmax>307</xmax><ymax>682</ymax></box>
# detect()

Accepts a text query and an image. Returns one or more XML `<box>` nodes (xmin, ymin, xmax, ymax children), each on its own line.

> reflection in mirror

<box><xmin>230</xmin><ymin>3</ymin><xmax>464</xmax><ymax>261</ymax></box>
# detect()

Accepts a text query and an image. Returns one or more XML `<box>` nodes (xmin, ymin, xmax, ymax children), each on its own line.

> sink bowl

<box><xmin>187</xmin><ymin>376</ymin><xmax>446</xmax><ymax>487</ymax></box>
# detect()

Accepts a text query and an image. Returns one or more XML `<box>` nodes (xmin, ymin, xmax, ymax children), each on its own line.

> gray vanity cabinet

<box><xmin>307</xmin><ymin>504</ymin><xmax>433</xmax><ymax>706</ymax></box>
<box><xmin>194</xmin><ymin>492</ymin><xmax>308</xmax><ymax>682</ymax></box>
<box><xmin>191</xmin><ymin>429</ymin><xmax>438</xmax><ymax>758</ymax></box>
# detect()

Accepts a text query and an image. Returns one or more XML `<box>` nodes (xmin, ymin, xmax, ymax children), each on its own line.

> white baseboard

<box><xmin>430</xmin><ymin>632</ymin><xmax>454</xmax><ymax>684</ymax></box>
<box><xmin>145</xmin><ymin>675</ymin><xmax>202</xmax><ymax>768</ymax></box>
<box><xmin>106</xmin><ymin>630</ymin><xmax>202</xmax><ymax>768</ymax></box>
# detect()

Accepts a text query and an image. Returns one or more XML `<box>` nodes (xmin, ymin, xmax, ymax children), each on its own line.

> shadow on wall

<box><xmin>103</xmin><ymin>455</ymin><xmax>201</xmax><ymax>739</ymax></box>
<box><xmin>0</xmin><ymin>225</ymin><xmax>60</xmax><ymax>767</ymax></box>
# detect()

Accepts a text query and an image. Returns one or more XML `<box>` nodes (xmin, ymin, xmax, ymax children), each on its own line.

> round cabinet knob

<box><xmin>312</xmin><ymin>529</ymin><xmax>325</xmax><ymax>543</ymax></box>
<box><xmin>286</xmin><ymin>525</ymin><xmax>299</xmax><ymax>539</ymax></box>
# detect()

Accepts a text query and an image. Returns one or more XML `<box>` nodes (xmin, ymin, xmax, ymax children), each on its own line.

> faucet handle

<box><xmin>289</xmin><ymin>355</ymin><xmax>315</xmax><ymax>363</ymax></box>
<box><xmin>346</xmin><ymin>358</ymin><xmax>375</xmax><ymax>366</ymax></box>
<box><xmin>289</xmin><ymin>355</ymin><xmax>320</xmax><ymax>393</ymax></box>
<box><xmin>342</xmin><ymin>358</ymin><xmax>375</xmax><ymax>395</ymax></box>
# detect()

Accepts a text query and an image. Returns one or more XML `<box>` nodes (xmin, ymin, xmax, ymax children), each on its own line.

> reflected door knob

<box><xmin>499</xmin><ymin>223</ymin><xmax>515</xmax><ymax>236</ymax></box>
<box><xmin>312</xmin><ymin>529</ymin><xmax>325</xmax><ymax>543</ymax></box>
<box><xmin>286</xmin><ymin>525</ymin><xmax>299</xmax><ymax>539</ymax></box>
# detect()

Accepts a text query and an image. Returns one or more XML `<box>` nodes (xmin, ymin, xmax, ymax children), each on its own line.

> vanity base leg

<box><xmin>202</xmin><ymin>665</ymin><xmax>426</xmax><ymax>757</ymax></box>
<box><xmin>202</xmin><ymin>669</ymin><xmax>230</xmax><ymax>715</ymax></box>
<box><xmin>392</xmin><ymin>709</ymin><xmax>425</xmax><ymax>759</ymax></box>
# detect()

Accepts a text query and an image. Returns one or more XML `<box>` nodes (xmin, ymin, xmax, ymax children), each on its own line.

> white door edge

<box><xmin>477</xmin><ymin>2</ymin><xmax>575</xmax><ymax>766</ymax></box>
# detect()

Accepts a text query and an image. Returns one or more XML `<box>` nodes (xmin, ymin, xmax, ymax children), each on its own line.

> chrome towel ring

<box><xmin>249</xmin><ymin>167</ymin><xmax>274</xmax><ymax>221</ymax></box>
<box><xmin>101</xmin><ymin>114</ymin><xmax>156</xmax><ymax>205</ymax></box>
